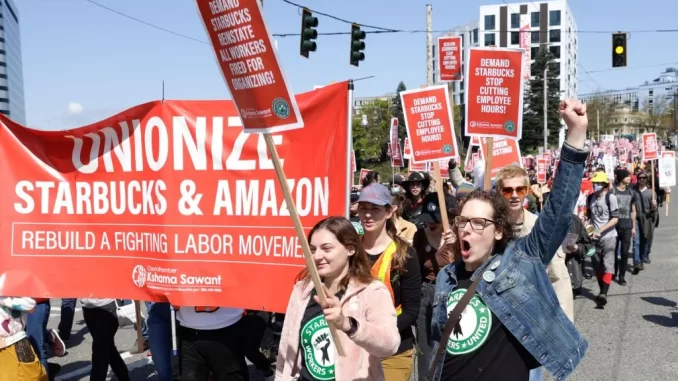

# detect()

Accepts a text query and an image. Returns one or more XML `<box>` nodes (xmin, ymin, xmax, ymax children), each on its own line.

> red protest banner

<box><xmin>0</xmin><ymin>82</ymin><xmax>349</xmax><ymax>313</ymax></box>
<box><xmin>195</xmin><ymin>0</ymin><xmax>302</xmax><ymax>133</ymax></box>
<box><xmin>465</xmin><ymin>47</ymin><xmax>525</xmax><ymax>139</ymax></box>
<box><xmin>470</xmin><ymin>136</ymin><xmax>481</xmax><ymax>146</ymax></box>
<box><xmin>641</xmin><ymin>132</ymin><xmax>659</xmax><ymax>161</ymax></box>
<box><xmin>537</xmin><ymin>157</ymin><xmax>548</xmax><ymax>184</ymax></box>
<box><xmin>438</xmin><ymin>36</ymin><xmax>463</xmax><ymax>81</ymax></box>
<box><xmin>400</xmin><ymin>85</ymin><xmax>459</xmax><ymax>164</ymax></box>
<box><xmin>479</xmin><ymin>137</ymin><xmax>522</xmax><ymax>179</ymax></box>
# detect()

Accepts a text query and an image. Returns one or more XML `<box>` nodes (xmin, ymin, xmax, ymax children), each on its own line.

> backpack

<box><xmin>585</xmin><ymin>192</ymin><xmax>612</xmax><ymax>222</ymax></box>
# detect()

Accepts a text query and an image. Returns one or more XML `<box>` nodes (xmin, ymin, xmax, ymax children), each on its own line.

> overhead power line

<box><xmin>84</xmin><ymin>0</ymin><xmax>678</xmax><ymax>78</ymax></box>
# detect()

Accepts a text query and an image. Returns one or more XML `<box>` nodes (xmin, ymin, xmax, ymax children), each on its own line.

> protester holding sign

<box><xmin>428</xmin><ymin>99</ymin><xmax>589</xmax><ymax>381</ymax></box>
<box><xmin>357</xmin><ymin>184</ymin><xmax>421</xmax><ymax>381</ymax></box>
<box><xmin>275</xmin><ymin>217</ymin><xmax>400</xmax><ymax>380</ymax></box>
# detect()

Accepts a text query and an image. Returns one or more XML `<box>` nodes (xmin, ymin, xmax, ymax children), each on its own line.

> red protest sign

<box><xmin>195</xmin><ymin>0</ymin><xmax>302</xmax><ymax>133</ymax></box>
<box><xmin>351</xmin><ymin>150</ymin><xmax>356</xmax><ymax>173</ymax></box>
<box><xmin>470</xmin><ymin>136</ymin><xmax>481</xmax><ymax>146</ymax></box>
<box><xmin>390</xmin><ymin>118</ymin><xmax>399</xmax><ymax>148</ymax></box>
<box><xmin>479</xmin><ymin>137</ymin><xmax>522</xmax><ymax>179</ymax></box>
<box><xmin>438</xmin><ymin>36</ymin><xmax>463</xmax><ymax>81</ymax></box>
<box><xmin>641</xmin><ymin>133</ymin><xmax>659</xmax><ymax>161</ymax></box>
<box><xmin>400</xmin><ymin>85</ymin><xmax>459</xmax><ymax>164</ymax></box>
<box><xmin>391</xmin><ymin>143</ymin><xmax>404</xmax><ymax>168</ymax></box>
<box><xmin>403</xmin><ymin>137</ymin><xmax>412</xmax><ymax>158</ymax></box>
<box><xmin>537</xmin><ymin>157</ymin><xmax>548</xmax><ymax>184</ymax></box>
<box><xmin>465</xmin><ymin>47</ymin><xmax>525</xmax><ymax>139</ymax></box>
<box><xmin>0</xmin><ymin>82</ymin><xmax>349</xmax><ymax>313</ymax></box>
<box><xmin>409</xmin><ymin>161</ymin><xmax>428</xmax><ymax>172</ymax></box>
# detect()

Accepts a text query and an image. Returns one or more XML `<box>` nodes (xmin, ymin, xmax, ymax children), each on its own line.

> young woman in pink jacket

<box><xmin>275</xmin><ymin>217</ymin><xmax>401</xmax><ymax>381</ymax></box>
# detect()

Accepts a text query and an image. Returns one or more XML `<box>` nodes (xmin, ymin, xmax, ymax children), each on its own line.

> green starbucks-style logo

<box><xmin>504</xmin><ymin>120</ymin><xmax>516</xmax><ymax>133</ymax></box>
<box><xmin>351</xmin><ymin>221</ymin><xmax>364</xmax><ymax>236</ymax></box>
<box><xmin>446</xmin><ymin>288</ymin><xmax>492</xmax><ymax>355</ymax></box>
<box><xmin>272</xmin><ymin>98</ymin><xmax>291</xmax><ymax>119</ymax></box>
<box><xmin>442</xmin><ymin>144</ymin><xmax>453</xmax><ymax>154</ymax></box>
<box><xmin>301</xmin><ymin>315</ymin><xmax>336</xmax><ymax>380</ymax></box>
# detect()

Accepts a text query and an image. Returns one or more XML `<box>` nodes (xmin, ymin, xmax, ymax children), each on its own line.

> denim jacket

<box><xmin>429</xmin><ymin>142</ymin><xmax>589</xmax><ymax>381</ymax></box>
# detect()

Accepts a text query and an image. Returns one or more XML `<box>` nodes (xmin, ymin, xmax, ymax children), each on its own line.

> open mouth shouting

<box><xmin>461</xmin><ymin>238</ymin><xmax>472</xmax><ymax>258</ymax></box>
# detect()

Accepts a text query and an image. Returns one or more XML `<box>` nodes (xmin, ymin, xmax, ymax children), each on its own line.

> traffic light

<box><xmin>350</xmin><ymin>24</ymin><xmax>366</xmax><ymax>67</ymax></box>
<box><xmin>300</xmin><ymin>8</ymin><xmax>318</xmax><ymax>58</ymax></box>
<box><xmin>612</xmin><ymin>32</ymin><xmax>627</xmax><ymax>68</ymax></box>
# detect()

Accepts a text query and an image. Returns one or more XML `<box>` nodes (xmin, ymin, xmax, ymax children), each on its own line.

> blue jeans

<box><xmin>632</xmin><ymin>227</ymin><xmax>641</xmax><ymax>265</ymax></box>
<box><xmin>146</xmin><ymin>302</ymin><xmax>174</xmax><ymax>381</ymax></box>
<box><xmin>58</xmin><ymin>298</ymin><xmax>77</xmax><ymax>341</ymax></box>
<box><xmin>120</xmin><ymin>299</ymin><xmax>149</xmax><ymax>340</ymax></box>
<box><xmin>26</xmin><ymin>300</ymin><xmax>50</xmax><ymax>376</ymax></box>
<box><xmin>529</xmin><ymin>367</ymin><xmax>543</xmax><ymax>381</ymax></box>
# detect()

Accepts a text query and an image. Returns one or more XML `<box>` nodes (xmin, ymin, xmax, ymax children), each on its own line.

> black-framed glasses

<box><xmin>454</xmin><ymin>216</ymin><xmax>496</xmax><ymax>232</ymax></box>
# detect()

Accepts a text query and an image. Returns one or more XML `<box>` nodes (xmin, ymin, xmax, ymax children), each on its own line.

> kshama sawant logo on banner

<box><xmin>0</xmin><ymin>82</ymin><xmax>350</xmax><ymax>313</ymax></box>
<box><xmin>465</xmin><ymin>47</ymin><xmax>525</xmax><ymax>140</ymax></box>
<box><xmin>400</xmin><ymin>84</ymin><xmax>459</xmax><ymax>164</ymax></box>
<box><xmin>195</xmin><ymin>0</ymin><xmax>302</xmax><ymax>133</ymax></box>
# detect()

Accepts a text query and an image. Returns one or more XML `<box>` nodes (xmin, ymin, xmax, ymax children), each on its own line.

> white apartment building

<box><xmin>432</xmin><ymin>20</ymin><xmax>480</xmax><ymax>106</ymax></box>
<box><xmin>0</xmin><ymin>0</ymin><xmax>26</xmax><ymax>125</ymax></box>
<box><xmin>479</xmin><ymin>0</ymin><xmax>578</xmax><ymax>100</ymax></box>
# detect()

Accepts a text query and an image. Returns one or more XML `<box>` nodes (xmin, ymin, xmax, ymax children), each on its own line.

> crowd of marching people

<box><xmin>0</xmin><ymin>100</ymin><xmax>670</xmax><ymax>381</ymax></box>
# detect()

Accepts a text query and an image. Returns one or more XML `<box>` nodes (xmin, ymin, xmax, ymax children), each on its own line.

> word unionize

<box><xmin>475</xmin><ymin>58</ymin><xmax>515</xmax><ymax>114</ymax></box>
<box><xmin>13</xmin><ymin>116</ymin><xmax>329</xmax><ymax>217</ymax></box>
<box><xmin>208</xmin><ymin>0</ymin><xmax>275</xmax><ymax>91</ymax></box>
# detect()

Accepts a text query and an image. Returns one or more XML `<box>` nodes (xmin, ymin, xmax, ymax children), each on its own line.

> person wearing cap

<box><xmin>357</xmin><ymin>184</ymin><xmax>421</xmax><ymax>381</ymax></box>
<box><xmin>610</xmin><ymin>168</ymin><xmax>638</xmax><ymax>286</ymax></box>
<box><xmin>411</xmin><ymin>192</ymin><xmax>456</xmax><ymax>380</ymax></box>
<box><xmin>391</xmin><ymin>173</ymin><xmax>405</xmax><ymax>195</ymax></box>
<box><xmin>401</xmin><ymin>172</ymin><xmax>430</xmax><ymax>224</ymax></box>
<box><xmin>585</xmin><ymin>172</ymin><xmax>619</xmax><ymax>308</ymax></box>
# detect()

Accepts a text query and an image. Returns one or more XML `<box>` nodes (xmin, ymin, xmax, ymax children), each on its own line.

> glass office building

<box><xmin>0</xmin><ymin>0</ymin><xmax>25</xmax><ymax>125</ymax></box>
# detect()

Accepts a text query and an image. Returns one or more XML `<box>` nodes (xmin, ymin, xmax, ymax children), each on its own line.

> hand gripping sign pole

<box><xmin>195</xmin><ymin>0</ymin><xmax>344</xmax><ymax>356</ymax></box>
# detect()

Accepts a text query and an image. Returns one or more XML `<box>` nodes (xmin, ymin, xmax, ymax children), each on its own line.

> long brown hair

<box><xmin>450</xmin><ymin>189</ymin><xmax>514</xmax><ymax>259</ymax></box>
<box><xmin>385</xmin><ymin>205</ymin><xmax>412</xmax><ymax>274</ymax></box>
<box><xmin>296</xmin><ymin>217</ymin><xmax>373</xmax><ymax>291</ymax></box>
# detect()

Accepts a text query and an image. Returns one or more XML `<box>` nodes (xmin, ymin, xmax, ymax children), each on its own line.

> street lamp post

<box><xmin>543</xmin><ymin>66</ymin><xmax>548</xmax><ymax>152</ymax></box>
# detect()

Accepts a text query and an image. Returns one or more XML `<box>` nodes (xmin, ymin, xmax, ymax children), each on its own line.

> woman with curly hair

<box><xmin>427</xmin><ymin>99</ymin><xmax>590</xmax><ymax>381</ymax></box>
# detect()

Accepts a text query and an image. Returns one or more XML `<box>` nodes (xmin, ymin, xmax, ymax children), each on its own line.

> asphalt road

<box><xmin>46</xmin><ymin>186</ymin><xmax>676</xmax><ymax>381</ymax></box>
<box><xmin>546</xmin><ymin>190</ymin><xmax>678</xmax><ymax>381</ymax></box>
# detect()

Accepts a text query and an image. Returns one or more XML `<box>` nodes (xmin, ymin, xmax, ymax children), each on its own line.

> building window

<box><xmin>549</xmin><ymin>10</ymin><xmax>561</xmax><ymax>26</ymax></box>
<box><xmin>511</xmin><ymin>13</ymin><xmax>520</xmax><ymax>28</ymax></box>
<box><xmin>484</xmin><ymin>33</ymin><xmax>496</xmax><ymax>46</ymax></box>
<box><xmin>531</xmin><ymin>31</ymin><xmax>540</xmax><ymax>43</ymax></box>
<box><xmin>549</xmin><ymin>45</ymin><xmax>560</xmax><ymax>58</ymax></box>
<box><xmin>473</xmin><ymin>28</ymin><xmax>479</xmax><ymax>44</ymax></box>
<box><xmin>531</xmin><ymin>12</ymin><xmax>540</xmax><ymax>27</ymax></box>
<box><xmin>531</xmin><ymin>46</ymin><xmax>539</xmax><ymax>57</ymax></box>
<box><xmin>511</xmin><ymin>32</ymin><xmax>520</xmax><ymax>45</ymax></box>
<box><xmin>484</xmin><ymin>15</ymin><xmax>496</xmax><ymax>30</ymax></box>
<box><xmin>550</xmin><ymin>29</ymin><xmax>561</xmax><ymax>43</ymax></box>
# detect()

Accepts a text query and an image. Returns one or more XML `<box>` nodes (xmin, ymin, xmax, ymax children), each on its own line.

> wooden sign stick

<box><xmin>431</xmin><ymin>162</ymin><xmax>450</xmax><ymax>231</ymax></box>
<box><xmin>484</xmin><ymin>138</ymin><xmax>494</xmax><ymax>191</ymax></box>
<box><xmin>134</xmin><ymin>300</ymin><xmax>144</xmax><ymax>353</ymax></box>
<box><xmin>263</xmin><ymin>133</ymin><xmax>345</xmax><ymax>356</ymax></box>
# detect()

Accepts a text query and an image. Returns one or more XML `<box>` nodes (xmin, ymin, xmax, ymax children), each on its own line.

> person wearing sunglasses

<box><xmin>428</xmin><ymin>99</ymin><xmax>589</xmax><ymax>381</ymax></box>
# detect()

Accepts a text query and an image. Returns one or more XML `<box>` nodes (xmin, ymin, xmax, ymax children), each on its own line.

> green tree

<box><xmin>583</xmin><ymin>96</ymin><xmax>616</xmax><ymax>140</ymax></box>
<box><xmin>352</xmin><ymin>99</ymin><xmax>391</xmax><ymax>167</ymax></box>
<box><xmin>390</xmin><ymin>81</ymin><xmax>408</xmax><ymax>142</ymax></box>
<box><xmin>522</xmin><ymin>50</ymin><xmax>561</xmax><ymax>151</ymax></box>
